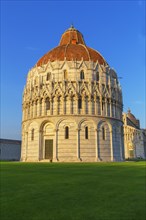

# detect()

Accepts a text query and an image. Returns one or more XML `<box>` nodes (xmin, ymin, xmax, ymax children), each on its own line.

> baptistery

<box><xmin>21</xmin><ymin>26</ymin><xmax>124</xmax><ymax>162</ymax></box>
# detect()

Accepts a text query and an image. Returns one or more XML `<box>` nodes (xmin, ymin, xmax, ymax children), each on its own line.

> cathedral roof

<box><xmin>127</xmin><ymin>109</ymin><xmax>140</xmax><ymax>129</ymax></box>
<box><xmin>37</xmin><ymin>25</ymin><xmax>107</xmax><ymax>66</ymax></box>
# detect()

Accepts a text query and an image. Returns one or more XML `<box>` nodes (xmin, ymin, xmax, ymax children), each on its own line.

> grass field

<box><xmin>0</xmin><ymin>161</ymin><xmax>146</xmax><ymax>220</ymax></box>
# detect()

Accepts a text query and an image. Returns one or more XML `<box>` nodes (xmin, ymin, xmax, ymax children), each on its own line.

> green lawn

<box><xmin>0</xmin><ymin>162</ymin><xmax>146</xmax><ymax>220</ymax></box>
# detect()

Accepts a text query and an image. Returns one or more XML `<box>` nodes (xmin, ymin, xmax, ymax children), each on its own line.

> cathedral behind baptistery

<box><xmin>21</xmin><ymin>25</ymin><xmax>124</xmax><ymax>162</ymax></box>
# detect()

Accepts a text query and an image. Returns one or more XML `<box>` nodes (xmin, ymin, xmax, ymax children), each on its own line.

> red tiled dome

<box><xmin>37</xmin><ymin>26</ymin><xmax>107</xmax><ymax>66</ymax></box>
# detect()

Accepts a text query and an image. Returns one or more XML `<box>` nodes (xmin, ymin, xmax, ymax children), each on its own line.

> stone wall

<box><xmin>21</xmin><ymin>116</ymin><xmax>123</xmax><ymax>162</ymax></box>
<box><xmin>0</xmin><ymin>139</ymin><xmax>21</xmax><ymax>161</ymax></box>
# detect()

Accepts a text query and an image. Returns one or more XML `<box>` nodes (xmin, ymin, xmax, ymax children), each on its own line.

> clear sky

<box><xmin>1</xmin><ymin>0</ymin><xmax>145</xmax><ymax>140</ymax></box>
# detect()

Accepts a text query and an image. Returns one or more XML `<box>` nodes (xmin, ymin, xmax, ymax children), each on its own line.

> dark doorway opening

<box><xmin>45</xmin><ymin>139</ymin><xmax>53</xmax><ymax>159</ymax></box>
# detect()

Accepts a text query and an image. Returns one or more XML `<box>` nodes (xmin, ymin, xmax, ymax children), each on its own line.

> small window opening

<box><xmin>78</xmin><ymin>98</ymin><xmax>82</xmax><ymax>109</ymax></box>
<box><xmin>31</xmin><ymin>129</ymin><xmax>34</xmax><ymax>141</ymax></box>
<box><xmin>65</xmin><ymin>126</ymin><xmax>69</xmax><ymax>139</ymax></box>
<box><xmin>85</xmin><ymin>127</ymin><xmax>88</xmax><ymax>139</ymax></box>
<box><xmin>102</xmin><ymin>127</ymin><xmax>105</xmax><ymax>140</ymax></box>
<box><xmin>80</xmin><ymin>70</ymin><xmax>84</xmax><ymax>80</ymax></box>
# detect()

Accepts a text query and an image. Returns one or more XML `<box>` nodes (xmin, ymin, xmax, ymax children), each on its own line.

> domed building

<box><xmin>21</xmin><ymin>26</ymin><xmax>124</xmax><ymax>162</ymax></box>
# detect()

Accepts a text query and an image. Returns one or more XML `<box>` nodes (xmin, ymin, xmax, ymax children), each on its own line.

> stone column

<box><xmin>25</xmin><ymin>132</ymin><xmax>28</xmax><ymax>161</ymax></box>
<box><xmin>69</xmin><ymin>96</ymin><xmax>72</xmax><ymax>114</ymax></box>
<box><xmin>31</xmin><ymin>103</ymin><xmax>33</xmax><ymax>118</ymax></box>
<box><xmin>97</xmin><ymin>98</ymin><xmax>100</xmax><ymax>115</ymax></box>
<box><xmin>27</xmin><ymin>105</ymin><xmax>29</xmax><ymax>119</ymax></box>
<box><xmin>110</xmin><ymin>130</ymin><xmax>113</xmax><ymax>161</ymax></box>
<box><xmin>105</xmin><ymin>99</ymin><xmax>107</xmax><ymax>116</ymax></box>
<box><xmin>60</xmin><ymin>98</ymin><xmax>63</xmax><ymax>115</ymax></box>
<box><xmin>25</xmin><ymin>106</ymin><xmax>27</xmax><ymax>120</ymax></box>
<box><xmin>89</xmin><ymin>97</ymin><xmax>92</xmax><ymax>115</ymax></box>
<box><xmin>115</xmin><ymin>102</ymin><xmax>117</xmax><ymax>118</ymax></box>
<box><xmin>62</xmin><ymin>96</ymin><xmax>65</xmax><ymax>114</ymax></box>
<box><xmin>57</xmin><ymin>97</ymin><xmax>60</xmax><ymax>115</ymax></box>
<box><xmin>34</xmin><ymin>101</ymin><xmax>37</xmax><ymax>117</ymax></box>
<box><xmin>76</xmin><ymin>96</ymin><xmax>78</xmax><ymax>114</ymax></box>
<box><xmin>118</xmin><ymin>129</ymin><xmax>123</xmax><ymax>161</ymax></box>
<box><xmin>40</xmin><ymin>99</ymin><xmax>43</xmax><ymax>116</ymax></box>
<box><xmin>113</xmin><ymin>102</ymin><xmax>116</xmax><ymax>118</ymax></box>
<box><xmin>33</xmin><ymin>102</ymin><xmax>35</xmax><ymax>118</ymax></box>
<box><xmin>53</xmin><ymin>129</ymin><xmax>58</xmax><ymax>161</ymax></box>
<box><xmin>39</xmin><ymin>130</ymin><xmax>42</xmax><ymax>161</ymax></box>
<box><xmin>54</xmin><ymin>97</ymin><xmax>57</xmax><ymax>115</ymax></box>
<box><xmin>42</xmin><ymin>99</ymin><xmax>45</xmax><ymax>116</ymax></box>
<box><xmin>29</xmin><ymin>104</ymin><xmax>31</xmax><ymax>119</ymax></box>
<box><xmin>95</xmin><ymin>129</ymin><xmax>99</xmax><ymax>161</ymax></box>
<box><xmin>116</xmin><ymin>103</ymin><xmax>119</xmax><ymax>119</ymax></box>
<box><xmin>82</xmin><ymin>96</ymin><xmax>85</xmax><ymax>115</ymax></box>
<box><xmin>100</xmin><ymin>97</ymin><xmax>102</xmax><ymax>116</ymax></box>
<box><xmin>110</xmin><ymin>101</ymin><xmax>112</xmax><ymax>117</ymax></box>
<box><xmin>76</xmin><ymin>128</ymin><xmax>81</xmax><ymax>160</ymax></box>
<box><xmin>37</xmin><ymin>100</ymin><xmax>40</xmax><ymax>117</ymax></box>
<box><xmin>94</xmin><ymin>96</ymin><xmax>97</xmax><ymax>115</ymax></box>
<box><xmin>50</xmin><ymin>97</ymin><xmax>53</xmax><ymax>115</ymax></box>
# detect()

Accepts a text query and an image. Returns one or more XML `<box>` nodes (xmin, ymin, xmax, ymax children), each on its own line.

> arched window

<box><xmin>96</xmin><ymin>72</ymin><xmax>99</xmax><ymax>81</ymax></box>
<box><xmin>64</xmin><ymin>70</ymin><xmax>68</xmax><ymax>80</ymax></box>
<box><xmin>102</xmin><ymin>127</ymin><xmax>105</xmax><ymax>140</ymax></box>
<box><xmin>46</xmin><ymin>97</ymin><xmax>50</xmax><ymax>110</ymax></box>
<box><xmin>31</xmin><ymin>129</ymin><xmax>34</xmax><ymax>141</ymax></box>
<box><xmin>78</xmin><ymin>98</ymin><xmax>82</xmax><ymax>109</ymax></box>
<box><xmin>80</xmin><ymin>70</ymin><xmax>84</xmax><ymax>80</ymax></box>
<box><xmin>85</xmin><ymin>127</ymin><xmax>88</xmax><ymax>139</ymax></box>
<box><xmin>65</xmin><ymin>126</ymin><xmax>69</xmax><ymax>139</ymax></box>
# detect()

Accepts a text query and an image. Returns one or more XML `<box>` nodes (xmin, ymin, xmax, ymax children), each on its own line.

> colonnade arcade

<box><xmin>22</xmin><ymin>118</ymin><xmax>123</xmax><ymax>162</ymax></box>
<box><xmin>23</xmin><ymin>80</ymin><xmax>122</xmax><ymax>121</ymax></box>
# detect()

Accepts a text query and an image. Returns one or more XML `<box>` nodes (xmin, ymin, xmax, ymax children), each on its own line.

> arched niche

<box><xmin>97</xmin><ymin>121</ymin><xmax>111</xmax><ymax>161</ymax></box>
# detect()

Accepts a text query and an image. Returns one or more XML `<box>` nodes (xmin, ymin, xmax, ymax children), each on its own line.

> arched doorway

<box><xmin>40</xmin><ymin>122</ymin><xmax>55</xmax><ymax>161</ymax></box>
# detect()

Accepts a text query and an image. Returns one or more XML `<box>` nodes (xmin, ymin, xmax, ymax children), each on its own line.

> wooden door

<box><xmin>45</xmin><ymin>139</ymin><xmax>53</xmax><ymax>159</ymax></box>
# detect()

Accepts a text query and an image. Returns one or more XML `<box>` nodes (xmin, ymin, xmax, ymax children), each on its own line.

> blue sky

<box><xmin>1</xmin><ymin>0</ymin><xmax>145</xmax><ymax>140</ymax></box>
